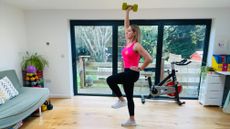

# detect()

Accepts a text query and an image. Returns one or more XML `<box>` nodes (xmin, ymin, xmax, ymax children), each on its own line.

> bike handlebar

<box><xmin>143</xmin><ymin>59</ymin><xmax>192</xmax><ymax>72</ymax></box>
<box><xmin>173</xmin><ymin>59</ymin><xmax>191</xmax><ymax>66</ymax></box>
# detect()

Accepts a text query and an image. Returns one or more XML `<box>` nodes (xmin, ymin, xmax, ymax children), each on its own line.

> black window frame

<box><xmin>70</xmin><ymin>19</ymin><xmax>212</xmax><ymax>98</ymax></box>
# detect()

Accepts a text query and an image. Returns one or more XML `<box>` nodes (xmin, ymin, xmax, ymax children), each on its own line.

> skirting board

<box><xmin>49</xmin><ymin>94</ymin><xmax>73</xmax><ymax>99</ymax></box>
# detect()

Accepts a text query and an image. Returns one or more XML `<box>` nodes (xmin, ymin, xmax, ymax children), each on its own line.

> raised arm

<box><xmin>124</xmin><ymin>7</ymin><xmax>132</xmax><ymax>31</ymax></box>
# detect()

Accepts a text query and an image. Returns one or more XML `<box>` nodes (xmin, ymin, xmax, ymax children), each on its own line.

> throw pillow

<box><xmin>0</xmin><ymin>90</ymin><xmax>5</xmax><ymax>104</ymax></box>
<box><xmin>0</xmin><ymin>98</ymin><xmax>5</xmax><ymax>104</ymax></box>
<box><xmin>0</xmin><ymin>76</ymin><xmax>19</xmax><ymax>100</ymax></box>
<box><xmin>0</xmin><ymin>83</ymin><xmax>10</xmax><ymax>104</ymax></box>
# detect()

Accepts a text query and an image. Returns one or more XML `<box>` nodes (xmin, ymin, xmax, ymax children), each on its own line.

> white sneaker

<box><xmin>121</xmin><ymin>119</ymin><xmax>137</xmax><ymax>126</ymax></box>
<box><xmin>111</xmin><ymin>100</ymin><xmax>127</xmax><ymax>109</ymax></box>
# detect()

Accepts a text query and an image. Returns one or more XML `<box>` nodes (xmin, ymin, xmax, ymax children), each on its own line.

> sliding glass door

<box><xmin>162</xmin><ymin>25</ymin><xmax>209</xmax><ymax>98</ymax></box>
<box><xmin>70</xmin><ymin>19</ymin><xmax>211</xmax><ymax>98</ymax></box>
<box><xmin>74</xmin><ymin>26</ymin><xmax>113</xmax><ymax>95</ymax></box>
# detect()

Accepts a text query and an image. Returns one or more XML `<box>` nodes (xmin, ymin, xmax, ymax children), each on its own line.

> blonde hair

<box><xmin>130</xmin><ymin>25</ymin><xmax>141</xmax><ymax>43</ymax></box>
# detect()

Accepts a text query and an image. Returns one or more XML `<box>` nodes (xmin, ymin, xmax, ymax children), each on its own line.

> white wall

<box><xmin>0</xmin><ymin>2</ymin><xmax>27</xmax><ymax>81</ymax></box>
<box><xmin>25</xmin><ymin>8</ymin><xmax>230</xmax><ymax>98</ymax></box>
<box><xmin>1</xmin><ymin>2</ymin><xmax>229</xmax><ymax>99</ymax></box>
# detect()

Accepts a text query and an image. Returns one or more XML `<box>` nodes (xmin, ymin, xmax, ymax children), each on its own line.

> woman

<box><xmin>106</xmin><ymin>7</ymin><xmax>152</xmax><ymax>126</ymax></box>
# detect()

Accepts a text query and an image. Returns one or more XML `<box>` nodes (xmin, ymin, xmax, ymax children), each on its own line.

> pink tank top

<box><xmin>121</xmin><ymin>42</ymin><xmax>140</xmax><ymax>68</ymax></box>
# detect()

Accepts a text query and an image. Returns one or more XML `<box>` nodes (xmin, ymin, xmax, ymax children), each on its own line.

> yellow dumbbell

<box><xmin>41</xmin><ymin>104</ymin><xmax>47</xmax><ymax>111</ymax></box>
<box><xmin>122</xmin><ymin>2</ymin><xmax>138</xmax><ymax>12</ymax></box>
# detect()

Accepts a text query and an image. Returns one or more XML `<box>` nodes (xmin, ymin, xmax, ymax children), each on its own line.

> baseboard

<box><xmin>49</xmin><ymin>94</ymin><xmax>73</xmax><ymax>99</ymax></box>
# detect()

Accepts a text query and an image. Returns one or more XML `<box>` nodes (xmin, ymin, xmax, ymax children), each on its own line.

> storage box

<box><xmin>212</xmin><ymin>55</ymin><xmax>230</xmax><ymax>71</ymax></box>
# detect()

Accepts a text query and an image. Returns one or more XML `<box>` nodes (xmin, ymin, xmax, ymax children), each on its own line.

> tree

<box><xmin>140</xmin><ymin>26</ymin><xmax>158</xmax><ymax>58</ymax></box>
<box><xmin>164</xmin><ymin>25</ymin><xmax>206</xmax><ymax>59</ymax></box>
<box><xmin>75</xmin><ymin>26</ymin><xmax>112</xmax><ymax>62</ymax></box>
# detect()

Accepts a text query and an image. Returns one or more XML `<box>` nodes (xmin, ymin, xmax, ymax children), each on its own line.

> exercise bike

<box><xmin>141</xmin><ymin>59</ymin><xmax>191</xmax><ymax>105</ymax></box>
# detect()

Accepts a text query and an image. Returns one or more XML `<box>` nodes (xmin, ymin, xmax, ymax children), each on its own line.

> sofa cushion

<box><xmin>0</xmin><ymin>70</ymin><xmax>22</xmax><ymax>93</ymax></box>
<box><xmin>0</xmin><ymin>76</ymin><xmax>19</xmax><ymax>100</ymax></box>
<box><xmin>0</xmin><ymin>87</ymin><xmax>49</xmax><ymax>119</ymax></box>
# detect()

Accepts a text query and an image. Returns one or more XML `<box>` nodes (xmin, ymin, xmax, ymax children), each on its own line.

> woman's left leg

<box><xmin>121</xmin><ymin>70</ymin><xmax>139</xmax><ymax>126</ymax></box>
<box><xmin>123</xmin><ymin>81</ymin><xmax>135</xmax><ymax>117</ymax></box>
<box><xmin>121</xmin><ymin>80</ymin><xmax>137</xmax><ymax>126</ymax></box>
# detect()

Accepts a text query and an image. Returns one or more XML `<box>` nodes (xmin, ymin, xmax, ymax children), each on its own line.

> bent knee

<box><xmin>106</xmin><ymin>76</ymin><xmax>112</xmax><ymax>84</ymax></box>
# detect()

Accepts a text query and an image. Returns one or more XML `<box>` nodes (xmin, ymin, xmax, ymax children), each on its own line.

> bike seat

<box><xmin>141</xmin><ymin>71</ymin><xmax>153</xmax><ymax>77</ymax></box>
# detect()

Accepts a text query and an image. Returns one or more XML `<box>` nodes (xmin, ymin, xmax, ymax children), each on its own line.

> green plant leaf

<box><xmin>21</xmin><ymin>52</ymin><xmax>48</xmax><ymax>71</ymax></box>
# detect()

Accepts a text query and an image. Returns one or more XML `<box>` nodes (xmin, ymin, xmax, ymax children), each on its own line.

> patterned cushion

<box><xmin>0</xmin><ymin>90</ymin><xmax>6</xmax><ymax>104</ymax></box>
<box><xmin>0</xmin><ymin>98</ymin><xmax>5</xmax><ymax>104</ymax></box>
<box><xmin>0</xmin><ymin>76</ymin><xmax>19</xmax><ymax>101</ymax></box>
<box><xmin>0</xmin><ymin>83</ymin><xmax>10</xmax><ymax>104</ymax></box>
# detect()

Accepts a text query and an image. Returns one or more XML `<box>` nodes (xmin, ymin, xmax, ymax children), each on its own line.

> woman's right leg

<box><xmin>106</xmin><ymin>72</ymin><xmax>127</xmax><ymax>108</ymax></box>
<box><xmin>106</xmin><ymin>72</ymin><xmax>126</xmax><ymax>97</ymax></box>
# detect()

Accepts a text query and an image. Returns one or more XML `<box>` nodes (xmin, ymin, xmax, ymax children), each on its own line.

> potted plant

<box><xmin>21</xmin><ymin>52</ymin><xmax>48</xmax><ymax>87</ymax></box>
<box><xmin>200</xmin><ymin>66</ymin><xmax>215</xmax><ymax>80</ymax></box>
<box><xmin>21</xmin><ymin>52</ymin><xmax>48</xmax><ymax>71</ymax></box>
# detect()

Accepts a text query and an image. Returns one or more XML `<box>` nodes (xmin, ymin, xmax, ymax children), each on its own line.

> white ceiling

<box><xmin>1</xmin><ymin>0</ymin><xmax>230</xmax><ymax>10</ymax></box>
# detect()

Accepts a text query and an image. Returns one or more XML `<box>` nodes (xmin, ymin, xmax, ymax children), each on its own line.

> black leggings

<box><xmin>106</xmin><ymin>68</ymin><xmax>140</xmax><ymax>116</ymax></box>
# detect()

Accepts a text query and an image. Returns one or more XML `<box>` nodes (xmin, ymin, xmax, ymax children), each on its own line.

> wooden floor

<box><xmin>21</xmin><ymin>96</ymin><xmax>230</xmax><ymax>129</ymax></box>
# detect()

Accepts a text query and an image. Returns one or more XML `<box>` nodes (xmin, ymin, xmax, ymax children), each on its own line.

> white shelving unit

<box><xmin>199</xmin><ymin>72</ymin><xmax>225</xmax><ymax>106</ymax></box>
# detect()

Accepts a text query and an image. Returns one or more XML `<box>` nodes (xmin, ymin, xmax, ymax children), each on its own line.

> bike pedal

<box><xmin>151</xmin><ymin>88</ymin><xmax>158</xmax><ymax>94</ymax></box>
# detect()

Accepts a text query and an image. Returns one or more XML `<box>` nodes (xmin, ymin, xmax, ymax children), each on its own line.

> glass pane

<box><xmin>118</xmin><ymin>25</ymin><xmax>158</xmax><ymax>96</ymax></box>
<box><xmin>163</xmin><ymin>25</ymin><xmax>207</xmax><ymax>98</ymax></box>
<box><xmin>75</xmin><ymin>26</ymin><xmax>112</xmax><ymax>95</ymax></box>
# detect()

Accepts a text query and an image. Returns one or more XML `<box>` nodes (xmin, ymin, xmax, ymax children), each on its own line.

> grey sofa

<box><xmin>0</xmin><ymin>70</ymin><xmax>49</xmax><ymax>129</ymax></box>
